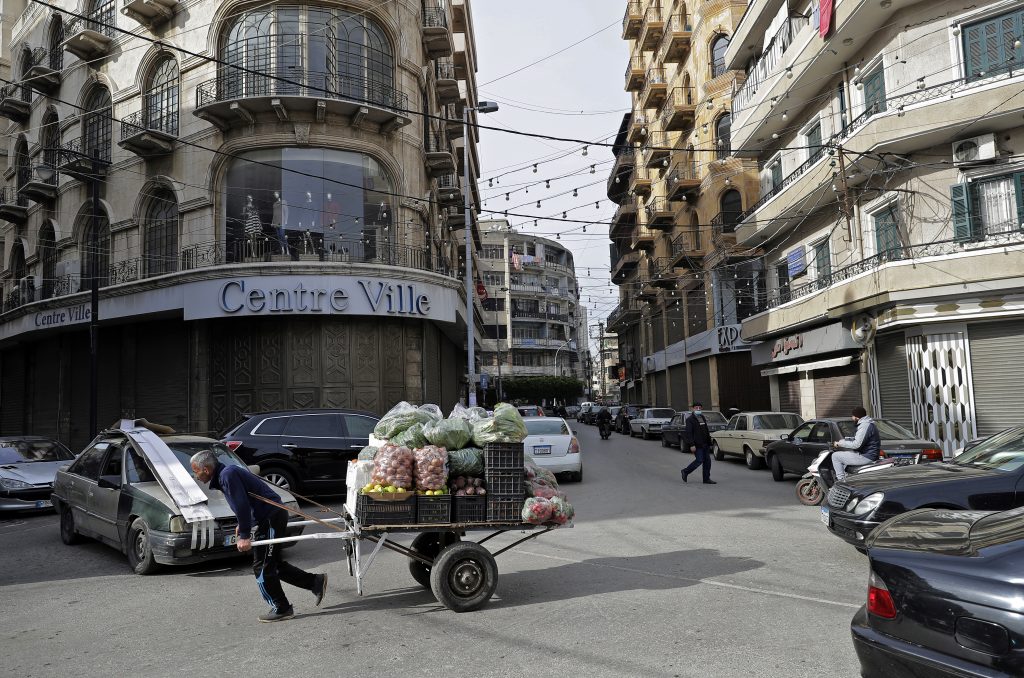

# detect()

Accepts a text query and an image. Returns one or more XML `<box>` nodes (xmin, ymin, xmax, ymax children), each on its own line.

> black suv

<box><xmin>615</xmin><ymin>404</ymin><xmax>650</xmax><ymax>435</ymax></box>
<box><xmin>221</xmin><ymin>409</ymin><xmax>379</xmax><ymax>494</ymax></box>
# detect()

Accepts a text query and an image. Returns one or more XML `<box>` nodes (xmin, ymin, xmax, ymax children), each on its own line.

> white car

<box><xmin>522</xmin><ymin>417</ymin><xmax>582</xmax><ymax>482</ymax></box>
<box><xmin>0</xmin><ymin>436</ymin><xmax>77</xmax><ymax>512</ymax></box>
<box><xmin>629</xmin><ymin>408</ymin><xmax>677</xmax><ymax>440</ymax></box>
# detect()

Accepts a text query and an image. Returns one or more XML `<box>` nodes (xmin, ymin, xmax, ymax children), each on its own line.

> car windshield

<box><xmin>753</xmin><ymin>414</ymin><xmax>802</xmax><ymax>430</ymax></box>
<box><xmin>702</xmin><ymin>412</ymin><xmax>728</xmax><ymax>425</ymax></box>
<box><xmin>167</xmin><ymin>441</ymin><xmax>247</xmax><ymax>472</ymax></box>
<box><xmin>952</xmin><ymin>428</ymin><xmax>1024</xmax><ymax>473</ymax></box>
<box><xmin>518</xmin><ymin>407</ymin><xmax>541</xmax><ymax>416</ymax></box>
<box><xmin>648</xmin><ymin>409</ymin><xmax>675</xmax><ymax>418</ymax></box>
<box><xmin>836</xmin><ymin>419</ymin><xmax>917</xmax><ymax>439</ymax></box>
<box><xmin>0</xmin><ymin>439</ymin><xmax>75</xmax><ymax>463</ymax></box>
<box><xmin>524</xmin><ymin>419</ymin><xmax>570</xmax><ymax>436</ymax></box>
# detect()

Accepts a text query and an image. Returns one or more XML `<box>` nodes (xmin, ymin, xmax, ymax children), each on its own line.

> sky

<box><xmin>471</xmin><ymin>0</ymin><xmax>631</xmax><ymax>354</ymax></box>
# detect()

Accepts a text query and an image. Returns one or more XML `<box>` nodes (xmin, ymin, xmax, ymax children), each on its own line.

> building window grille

<box><xmin>48</xmin><ymin>15</ymin><xmax>64</xmax><ymax>70</ymax></box>
<box><xmin>143</xmin><ymin>187</ymin><xmax>178</xmax><ymax>275</ymax></box>
<box><xmin>145</xmin><ymin>57</ymin><xmax>179</xmax><ymax>134</ymax></box>
<box><xmin>80</xmin><ymin>206</ymin><xmax>111</xmax><ymax>286</ymax></box>
<box><xmin>39</xmin><ymin>223</ymin><xmax>56</xmax><ymax>299</ymax></box>
<box><xmin>83</xmin><ymin>86</ymin><xmax>112</xmax><ymax>162</ymax></box>
<box><xmin>711</xmin><ymin>35</ymin><xmax>730</xmax><ymax>78</ymax></box>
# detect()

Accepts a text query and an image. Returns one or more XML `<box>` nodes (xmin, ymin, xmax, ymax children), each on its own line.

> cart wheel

<box><xmin>408</xmin><ymin>531</ymin><xmax>460</xmax><ymax>590</ymax></box>
<box><xmin>430</xmin><ymin>541</ymin><xmax>498</xmax><ymax>612</ymax></box>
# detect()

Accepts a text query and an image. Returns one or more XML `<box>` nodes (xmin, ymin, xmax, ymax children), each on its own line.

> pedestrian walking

<box><xmin>190</xmin><ymin>450</ymin><xmax>328</xmax><ymax>622</ymax></box>
<box><xmin>681</xmin><ymin>402</ymin><xmax>716</xmax><ymax>484</ymax></box>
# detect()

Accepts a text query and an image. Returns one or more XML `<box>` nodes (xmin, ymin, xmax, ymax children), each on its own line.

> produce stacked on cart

<box><xmin>522</xmin><ymin>461</ymin><xmax>576</xmax><ymax>525</ymax></box>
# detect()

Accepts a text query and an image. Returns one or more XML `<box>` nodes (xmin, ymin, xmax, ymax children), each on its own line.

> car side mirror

<box><xmin>247</xmin><ymin>464</ymin><xmax>261</xmax><ymax>475</ymax></box>
<box><xmin>780</xmin><ymin>434</ymin><xmax>790</xmax><ymax>441</ymax></box>
<box><xmin>98</xmin><ymin>475</ymin><xmax>121</xmax><ymax>490</ymax></box>
<box><xmin>572</xmin><ymin>430</ymin><xmax>578</xmax><ymax>436</ymax></box>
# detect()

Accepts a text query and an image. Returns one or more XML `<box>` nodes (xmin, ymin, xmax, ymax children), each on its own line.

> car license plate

<box><xmin>35</xmin><ymin>500</ymin><xmax>52</xmax><ymax>509</ymax></box>
<box><xmin>533</xmin><ymin>445</ymin><xmax>551</xmax><ymax>456</ymax></box>
<box><xmin>224</xmin><ymin>534</ymin><xmax>238</xmax><ymax>546</ymax></box>
<box><xmin>820</xmin><ymin>506</ymin><xmax>830</xmax><ymax>527</ymax></box>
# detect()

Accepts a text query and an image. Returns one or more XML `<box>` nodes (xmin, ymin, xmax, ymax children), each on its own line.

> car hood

<box><xmin>0</xmin><ymin>461</ymin><xmax>66</xmax><ymax>486</ymax></box>
<box><xmin>130</xmin><ymin>479</ymin><xmax>297</xmax><ymax>519</ymax></box>
<box><xmin>841</xmin><ymin>461</ymin><xmax>995</xmax><ymax>494</ymax></box>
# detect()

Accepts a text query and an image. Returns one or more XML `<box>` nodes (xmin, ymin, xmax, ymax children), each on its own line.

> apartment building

<box><xmin>0</xmin><ymin>0</ymin><xmax>484</xmax><ymax>448</ymax></box>
<box><xmin>477</xmin><ymin>220</ymin><xmax>586</xmax><ymax>400</ymax></box>
<box><xmin>606</xmin><ymin>0</ymin><xmax>771</xmax><ymax>411</ymax></box>
<box><xmin>595</xmin><ymin>330</ymin><xmax>619</xmax><ymax>402</ymax></box>
<box><xmin>728</xmin><ymin>0</ymin><xmax>1024</xmax><ymax>455</ymax></box>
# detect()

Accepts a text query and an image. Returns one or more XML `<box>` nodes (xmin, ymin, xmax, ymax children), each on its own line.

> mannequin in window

<box><xmin>302</xmin><ymin>228</ymin><xmax>316</xmax><ymax>256</ymax></box>
<box><xmin>243</xmin><ymin>194</ymin><xmax>262</xmax><ymax>258</ymax></box>
<box><xmin>271</xmin><ymin>191</ymin><xmax>289</xmax><ymax>255</ymax></box>
<box><xmin>304</xmin><ymin>192</ymin><xmax>315</xmax><ymax>230</ymax></box>
<box><xmin>322</xmin><ymin>192</ymin><xmax>340</xmax><ymax>232</ymax></box>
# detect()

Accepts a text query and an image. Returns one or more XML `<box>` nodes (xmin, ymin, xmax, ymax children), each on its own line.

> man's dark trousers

<box><xmin>252</xmin><ymin>509</ymin><xmax>316</xmax><ymax>613</ymax></box>
<box><xmin>683</xmin><ymin>445</ymin><xmax>712</xmax><ymax>482</ymax></box>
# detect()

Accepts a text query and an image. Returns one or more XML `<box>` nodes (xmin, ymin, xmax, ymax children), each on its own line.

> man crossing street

<box><xmin>681</xmin><ymin>402</ymin><xmax>716</xmax><ymax>485</ymax></box>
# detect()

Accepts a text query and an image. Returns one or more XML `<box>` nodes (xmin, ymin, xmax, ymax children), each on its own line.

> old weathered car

<box><xmin>711</xmin><ymin>412</ymin><xmax>804</xmax><ymax>469</ymax></box>
<box><xmin>52</xmin><ymin>423</ymin><xmax>303</xmax><ymax>574</ymax></box>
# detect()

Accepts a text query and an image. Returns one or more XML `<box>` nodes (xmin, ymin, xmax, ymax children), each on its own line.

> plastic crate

<box><xmin>356</xmin><ymin>493</ymin><xmax>416</xmax><ymax>526</ymax></box>
<box><xmin>487</xmin><ymin>493</ymin><xmax>525</xmax><ymax>522</ymax></box>
<box><xmin>416</xmin><ymin>494</ymin><xmax>452</xmax><ymax>524</ymax></box>
<box><xmin>485</xmin><ymin>469</ymin><xmax>524</xmax><ymax>496</ymax></box>
<box><xmin>452</xmin><ymin>494</ymin><xmax>487</xmax><ymax>523</ymax></box>
<box><xmin>484</xmin><ymin>442</ymin><xmax>524</xmax><ymax>469</ymax></box>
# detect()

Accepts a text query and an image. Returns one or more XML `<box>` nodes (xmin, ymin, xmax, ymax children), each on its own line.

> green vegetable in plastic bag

<box><xmin>448</xmin><ymin>447</ymin><xmax>484</xmax><ymax>476</ymax></box>
<box><xmin>471</xmin><ymin>402</ymin><xmax>529</xmax><ymax>446</ymax></box>
<box><xmin>373</xmin><ymin>401</ymin><xmax>443</xmax><ymax>440</ymax></box>
<box><xmin>357</xmin><ymin>445</ymin><xmax>379</xmax><ymax>461</ymax></box>
<box><xmin>392</xmin><ymin>422</ymin><xmax>428</xmax><ymax>449</ymax></box>
<box><xmin>423</xmin><ymin>418</ymin><xmax>473</xmax><ymax>450</ymax></box>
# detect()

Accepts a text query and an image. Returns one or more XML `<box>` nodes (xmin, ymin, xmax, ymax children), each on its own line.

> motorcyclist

<box><xmin>831</xmin><ymin>406</ymin><xmax>881</xmax><ymax>480</ymax></box>
<box><xmin>596</xmin><ymin>407</ymin><xmax>612</xmax><ymax>435</ymax></box>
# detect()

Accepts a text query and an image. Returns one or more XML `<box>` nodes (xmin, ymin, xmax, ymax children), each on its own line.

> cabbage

<box><xmin>448</xmin><ymin>448</ymin><xmax>484</xmax><ymax>476</ymax></box>
<box><xmin>471</xmin><ymin>403</ymin><xmax>528</xmax><ymax>445</ymax></box>
<box><xmin>391</xmin><ymin>422</ymin><xmax>428</xmax><ymax>449</ymax></box>
<box><xmin>423</xmin><ymin>417</ymin><xmax>473</xmax><ymax>450</ymax></box>
<box><xmin>357</xmin><ymin>445</ymin><xmax>379</xmax><ymax>461</ymax></box>
<box><xmin>373</xmin><ymin>402</ymin><xmax>442</xmax><ymax>440</ymax></box>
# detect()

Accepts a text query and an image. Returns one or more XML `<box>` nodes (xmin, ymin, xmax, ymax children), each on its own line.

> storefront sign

<box><xmin>770</xmin><ymin>334</ymin><xmax>804</xmax><ymax>359</ymax></box>
<box><xmin>33</xmin><ymin>304</ymin><xmax>91</xmax><ymax>329</ymax></box>
<box><xmin>717</xmin><ymin>325</ymin><xmax>744</xmax><ymax>353</ymax></box>
<box><xmin>751</xmin><ymin>321</ymin><xmax>861</xmax><ymax>365</ymax></box>
<box><xmin>787</xmin><ymin>247</ymin><xmax>807</xmax><ymax>278</ymax></box>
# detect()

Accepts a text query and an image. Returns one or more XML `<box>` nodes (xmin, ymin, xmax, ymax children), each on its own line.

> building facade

<box><xmin>728</xmin><ymin>0</ymin><xmax>1024</xmax><ymax>455</ymax></box>
<box><xmin>606</xmin><ymin>0</ymin><xmax>770</xmax><ymax>412</ymax></box>
<box><xmin>594</xmin><ymin>330</ymin><xmax>619</xmax><ymax>402</ymax></box>
<box><xmin>0</xmin><ymin>0</ymin><xmax>485</xmax><ymax>450</ymax></box>
<box><xmin>477</xmin><ymin>219</ymin><xmax>586</xmax><ymax>402</ymax></box>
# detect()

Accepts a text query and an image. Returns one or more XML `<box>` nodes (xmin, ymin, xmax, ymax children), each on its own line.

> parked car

<box><xmin>516</xmin><ymin>405</ymin><xmax>545</xmax><ymax>418</ymax></box>
<box><xmin>522</xmin><ymin>417</ymin><xmax>581</xmax><ymax>482</ymax></box>
<box><xmin>564</xmin><ymin>405</ymin><xmax>581</xmax><ymax>419</ymax></box>
<box><xmin>711</xmin><ymin>412</ymin><xmax>803</xmax><ymax>469</ymax></box>
<box><xmin>852</xmin><ymin>506</ymin><xmax>1024</xmax><ymax>676</ymax></box>
<box><xmin>0</xmin><ymin>437</ymin><xmax>77</xmax><ymax>512</ymax></box>
<box><xmin>221</xmin><ymin>408</ymin><xmax>379</xmax><ymax>494</ymax></box>
<box><xmin>51</xmin><ymin>427</ymin><xmax>303</xmax><ymax>574</ymax></box>
<box><xmin>767</xmin><ymin>418</ymin><xmax>940</xmax><ymax>482</ymax></box>
<box><xmin>615</xmin><ymin>404</ymin><xmax>650</xmax><ymax>434</ymax></box>
<box><xmin>660</xmin><ymin>411</ymin><xmax>727</xmax><ymax>448</ymax></box>
<box><xmin>577</xmin><ymin>403</ymin><xmax>596</xmax><ymax>424</ymax></box>
<box><xmin>629</xmin><ymin>408</ymin><xmax>677</xmax><ymax>439</ymax></box>
<box><xmin>542</xmin><ymin>406</ymin><xmax>556</xmax><ymax>417</ymax></box>
<box><xmin>821</xmin><ymin>425</ymin><xmax>1024</xmax><ymax>548</ymax></box>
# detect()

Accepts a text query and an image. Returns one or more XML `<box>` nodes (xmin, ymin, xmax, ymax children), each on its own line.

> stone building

<box><xmin>0</xmin><ymin>0</ymin><xmax>485</xmax><ymax>449</ymax></box>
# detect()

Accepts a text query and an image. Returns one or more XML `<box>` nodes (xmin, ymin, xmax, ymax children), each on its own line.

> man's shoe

<box><xmin>313</xmin><ymin>574</ymin><xmax>328</xmax><ymax>607</ymax></box>
<box><xmin>681</xmin><ymin>469</ymin><xmax>689</xmax><ymax>483</ymax></box>
<box><xmin>259</xmin><ymin>607</ymin><xmax>295</xmax><ymax>623</ymax></box>
<box><xmin>703</xmin><ymin>480</ymin><xmax>717</xmax><ymax>485</ymax></box>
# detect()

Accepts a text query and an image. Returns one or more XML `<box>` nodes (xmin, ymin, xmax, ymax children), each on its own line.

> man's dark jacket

<box><xmin>208</xmin><ymin>461</ymin><xmax>282</xmax><ymax>535</ymax></box>
<box><xmin>683</xmin><ymin>413</ymin><xmax>712</xmax><ymax>448</ymax></box>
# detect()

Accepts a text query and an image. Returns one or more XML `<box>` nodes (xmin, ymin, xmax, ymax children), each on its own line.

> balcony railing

<box><xmin>120</xmin><ymin>106</ymin><xmax>179</xmax><ymax>140</ymax></box>
<box><xmin>711</xmin><ymin>210</ymin><xmax>743</xmax><ymax>237</ymax></box>
<box><xmin>196</xmin><ymin>72</ymin><xmax>409</xmax><ymax>114</ymax></box>
<box><xmin>625</xmin><ymin>54</ymin><xmax>646</xmax><ymax>92</ymax></box>
<box><xmin>639</xmin><ymin>2</ymin><xmax>664</xmax><ymax>51</ymax></box>
<box><xmin>622</xmin><ymin>0</ymin><xmax>643</xmax><ymax>39</ymax></box>
<box><xmin>660</xmin><ymin>14</ymin><xmax>692</xmax><ymax>63</ymax></box>
<box><xmin>671</xmin><ymin>229</ymin><xmax>701</xmax><ymax>257</ymax></box>
<box><xmin>607</xmin><ymin>300</ymin><xmax>642</xmax><ymax>329</ymax></box>
<box><xmin>759</xmin><ymin>229</ymin><xmax>1024</xmax><ymax>311</ymax></box>
<box><xmin>65</xmin><ymin>5</ymin><xmax>118</xmax><ymax>40</ymax></box>
<box><xmin>733</xmin><ymin>17</ymin><xmax>809</xmax><ymax>112</ymax></box>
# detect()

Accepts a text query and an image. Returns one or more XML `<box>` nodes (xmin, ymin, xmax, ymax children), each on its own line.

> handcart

<box><xmin>250</xmin><ymin>504</ymin><xmax>569</xmax><ymax>612</ymax></box>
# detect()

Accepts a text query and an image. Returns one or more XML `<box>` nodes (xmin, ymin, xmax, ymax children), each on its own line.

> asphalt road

<box><xmin>1</xmin><ymin>424</ymin><xmax>865</xmax><ymax>678</ymax></box>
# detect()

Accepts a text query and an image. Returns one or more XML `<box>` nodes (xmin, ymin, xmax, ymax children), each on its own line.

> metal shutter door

<box><xmin>652</xmin><ymin>371</ymin><xmax>667</xmax><ymax>406</ymax></box>
<box><xmin>875</xmin><ymin>334</ymin><xmax>912</xmax><ymax>428</ymax></box>
<box><xmin>1</xmin><ymin>347</ymin><xmax>26</xmax><ymax>434</ymax></box>
<box><xmin>813</xmin><ymin>363</ymin><xmax>862</xmax><ymax>418</ymax></box>
<box><xmin>669</xmin><ymin>364</ymin><xmax>688</xmax><ymax>410</ymax></box>
<box><xmin>135</xmin><ymin>322</ymin><xmax>188</xmax><ymax>431</ymax></box>
<box><xmin>690</xmin><ymin>359</ymin><xmax>712</xmax><ymax>408</ymax></box>
<box><xmin>30</xmin><ymin>340</ymin><xmax>60</xmax><ymax>438</ymax></box>
<box><xmin>778</xmin><ymin>373</ymin><xmax>801</xmax><ymax>414</ymax></box>
<box><xmin>969</xmin><ymin>320</ymin><xmax>1024</xmax><ymax>437</ymax></box>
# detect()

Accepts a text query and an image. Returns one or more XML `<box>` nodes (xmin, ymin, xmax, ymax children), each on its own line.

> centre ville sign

<box><xmin>217</xmin><ymin>279</ymin><xmax>432</xmax><ymax>317</ymax></box>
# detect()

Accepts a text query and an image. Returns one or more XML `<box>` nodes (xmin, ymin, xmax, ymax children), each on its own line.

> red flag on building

<box><xmin>820</xmin><ymin>0</ymin><xmax>834</xmax><ymax>37</ymax></box>
<box><xmin>476</xmin><ymin>281</ymin><xmax>488</xmax><ymax>300</ymax></box>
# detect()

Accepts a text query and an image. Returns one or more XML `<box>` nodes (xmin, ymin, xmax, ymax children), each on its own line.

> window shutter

<box><xmin>950</xmin><ymin>183</ymin><xmax>973</xmax><ymax>241</ymax></box>
<box><xmin>1015</xmin><ymin>173</ymin><xmax>1024</xmax><ymax>230</ymax></box>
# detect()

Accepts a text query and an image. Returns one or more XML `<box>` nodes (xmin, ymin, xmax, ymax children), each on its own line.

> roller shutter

<box><xmin>651</xmin><ymin>371</ymin><xmax>667</xmax><ymax>406</ymax></box>
<box><xmin>875</xmin><ymin>333</ymin><xmax>912</xmax><ymax>428</ymax></box>
<box><xmin>669</xmin><ymin>364</ymin><xmax>688</xmax><ymax>410</ymax></box>
<box><xmin>1</xmin><ymin>347</ymin><xmax>26</xmax><ymax>434</ymax></box>
<box><xmin>813</xmin><ymin>362</ymin><xmax>862</xmax><ymax>418</ymax></box>
<box><xmin>690</xmin><ymin>359</ymin><xmax>712</xmax><ymax>408</ymax></box>
<box><xmin>135</xmin><ymin>322</ymin><xmax>188</xmax><ymax>431</ymax></box>
<box><xmin>778</xmin><ymin>373</ymin><xmax>801</xmax><ymax>414</ymax></box>
<box><xmin>30</xmin><ymin>339</ymin><xmax>60</xmax><ymax>438</ymax></box>
<box><xmin>969</xmin><ymin>320</ymin><xmax>1024</xmax><ymax>437</ymax></box>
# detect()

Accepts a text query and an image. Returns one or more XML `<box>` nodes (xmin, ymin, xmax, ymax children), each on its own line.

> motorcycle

<box><xmin>598</xmin><ymin>420</ymin><xmax>612</xmax><ymax>440</ymax></box>
<box><xmin>796</xmin><ymin>447</ymin><xmax>920</xmax><ymax>506</ymax></box>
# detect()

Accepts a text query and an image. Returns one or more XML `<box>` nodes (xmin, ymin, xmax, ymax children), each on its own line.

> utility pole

<box><xmin>598</xmin><ymin>320</ymin><xmax>607</xmax><ymax>402</ymax></box>
<box><xmin>835</xmin><ymin>144</ymin><xmax>855</xmax><ymax>244</ymax></box>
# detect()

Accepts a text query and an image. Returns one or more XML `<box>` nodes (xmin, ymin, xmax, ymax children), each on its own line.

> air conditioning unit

<box><xmin>952</xmin><ymin>134</ymin><xmax>997</xmax><ymax>165</ymax></box>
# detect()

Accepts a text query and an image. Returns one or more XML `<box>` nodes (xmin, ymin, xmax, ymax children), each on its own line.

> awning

<box><xmin>760</xmin><ymin>355</ymin><xmax>853</xmax><ymax>377</ymax></box>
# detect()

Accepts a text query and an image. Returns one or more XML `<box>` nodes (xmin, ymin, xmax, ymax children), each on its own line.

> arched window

<box><xmin>10</xmin><ymin>242</ymin><xmax>26</xmax><ymax>281</ymax></box>
<box><xmin>79</xmin><ymin>204</ymin><xmax>111</xmax><ymax>286</ymax></box>
<box><xmin>48</xmin><ymin>15</ymin><xmax>64</xmax><ymax>71</ymax></box>
<box><xmin>719</xmin><ymin>189</ymin><xmax>743</xmax><ymax>232</ymax></box>
<box><xmin>83</xmin><ymin>86</ymin><xmax>112</xmax><ymax>162</ymax></box>
<box><xmin>222</xmin><ymin>7</ymin><xmax>395</xmax><ymax>106</ymax></box>
<box><xmin>145</xmin><ymin>57</ymin><xmax>179</xmax><ymax>134</ymax></box>
<box><xmin>39</xmin><ymin>222</ymin><xmax>56</xmax><ymax>299</ymax></box>
<box><xmin>689</xmin><ymin>211</ymin><xmax>701</xmax><ymax>251</ymax></box>
<box><xmin>18</xmin><ymin>46</ymin><xmax>33</xmax><ymax>103</ymax></box>
<box><xmin>142</xmin><ymin>186</ymin><xmax>178</xmax><ymax>275</ymax></box>
<box><xmin>710</xmin><ymin>34</ymin><xmax>730</xmax><ymax>78</ymax></box>
<box><xmin>87</xmin><ymin>0</ymin><xmax>115</xmax><ymax>37</ymax></box>
<box><xmin>14</xmin><ymin>136</ymin><xmax>30</xmax><ymax>207</ymax></box>
<box><xmin>40</xmin><ymin>111</ymin><xmax>60</xmax><ymax>184</ymax></box>
<box><xmin>715</xmin><ymin>114</ymin><xmax>731</xmax><ymax>159</ymax></box>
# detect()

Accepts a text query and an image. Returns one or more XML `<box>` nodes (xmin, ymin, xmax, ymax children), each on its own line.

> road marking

<box><xmin>517</xmin><ymin>549</ymin><xmax>861</xmax><ymax>610</ymax></box>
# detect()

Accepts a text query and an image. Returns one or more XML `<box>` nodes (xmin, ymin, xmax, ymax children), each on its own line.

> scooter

<box><xmin>796</xmin><ymin>447</ymin><xmax>919</xmax><ymax>506</ymax></box>
<box><xmin>598</xmin><ymin>420</ymin><xmax>612</xmax><ymax>440</ymax></box>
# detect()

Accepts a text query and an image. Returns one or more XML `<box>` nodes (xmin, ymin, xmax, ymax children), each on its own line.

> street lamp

<box><xmin>554</xmin><ymin>339</ymin><xmax>576</xmax><ymax>377</ymax></box>
<box><xmin>464</xmin><ymin>100</ymin><xmax>499</xmax><ymax>408</ymax></box>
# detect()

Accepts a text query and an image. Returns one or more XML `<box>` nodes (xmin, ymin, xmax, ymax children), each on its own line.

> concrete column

<box><xmin>799</xmin><ymin>370</ymin><xmax>816</xmax><ymax>420</ymax></box>
<box><xmin>709</xmin><ymin>355</ymin><xmax>720</xmax><ymax>410</ymax></box>
<box><xmin>769</xmin><ymin>374</ymin><xmax>780</xmax><ymax>410</ymax></box>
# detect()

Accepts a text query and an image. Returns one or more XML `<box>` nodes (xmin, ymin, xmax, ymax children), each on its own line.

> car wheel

<box><xmin>744</xmin><ymin>447</ymin><xmax>765</xmax><ymax>470</ymax></box>
<box><xmin>261</xmin><ymin>467</ymin><xmax>298</xmax><ymax>492</ymax></box>
<box><xmin>574</xmin><ymin>469</ymin><xmax>583</xmax><ymax>482</ymax></box>
<box><xmin>126</xmin><ymin>518</ymin><xmax>160</xmax><ymax>575</ymax></box>
<box><xmin>770</xmin><ymin>454</ymin><xmax>785</xmax><ymax>482</ymax></box>
<box><xmin>430</xmin><ymin>541</ymin><xmax>499</xmax><ymax>612</ymax></box>
<box><xmin>408</xmin><ymin>531</ymin><xmax>460</xmax><ymax>590</ymax></box>
<box><xmin>641</xmin><ymin>427</ymin><xmax>650</xmax><ymax>440</ymax></box>
<box><xmin>661</xmin><ymin>435</ymin><xmax>669</xmax><ymax>448</ymax></box>
<box><xmin>60</xmin><ymin>506</ymin><xmax>83</xmax><ymax>545</ymax></box>
<box><xmin>712</xmin><ymin>442</ymin><xmax>725</xmax><ymax>461</ymax></box>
